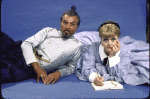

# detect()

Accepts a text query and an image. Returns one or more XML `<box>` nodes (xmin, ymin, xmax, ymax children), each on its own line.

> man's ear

<box><xmin>75</xmin><ymin>26</ymin><xmax>78</xmax><ymax>31</ymax></box>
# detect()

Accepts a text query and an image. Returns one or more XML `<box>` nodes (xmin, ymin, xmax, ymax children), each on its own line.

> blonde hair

<box><xmin>98</xmin><ymin>21</ymin><xmax>120</xmax><ymax>38</ymax></box>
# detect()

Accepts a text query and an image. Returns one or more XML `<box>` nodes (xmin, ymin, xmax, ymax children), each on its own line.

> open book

<box><xmin>91</xmin><ymin>81</ymin><xmax>124</xmax><ymax>91</ymax></box>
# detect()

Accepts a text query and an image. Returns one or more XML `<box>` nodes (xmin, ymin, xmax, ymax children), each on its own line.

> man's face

<box><xmin>101</xmin><ymin>35</ymin><xmax>119</xmax><ymax>55</ymax></box>
<box><xmin>61</xmin><ymin>14</ymin><xmax>78</xmax><ymax>38</ymax></box>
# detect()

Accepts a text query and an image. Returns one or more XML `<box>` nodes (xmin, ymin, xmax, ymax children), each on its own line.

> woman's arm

<box><xmin>82</xmin><ymin>43</ymin><xmax>99</xmax><ymax>82</ymax></box>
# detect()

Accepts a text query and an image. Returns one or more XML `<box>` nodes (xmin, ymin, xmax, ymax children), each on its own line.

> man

<box><xmin>1</xmin><ymin>6</ymin><xmax>82</xmax><ymax>85</ymax></box>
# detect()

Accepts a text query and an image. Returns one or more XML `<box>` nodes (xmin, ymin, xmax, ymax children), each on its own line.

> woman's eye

<box><xmin>111</xmin><ymin>38</ymin><xmax>116</xmax><ymax>41</ymax></box>
<box><xmin>103</xmin><ymin>39</ymin><xmax>108</xmax><ymax>42</ymax></box>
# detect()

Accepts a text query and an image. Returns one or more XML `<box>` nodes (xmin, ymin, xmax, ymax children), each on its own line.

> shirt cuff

<box><xmin>57</xmin><ymin>67</ymin><xmax>75</xmax><ymax>78</ymax></box>
<box><xmin>108</xmin><ymin>56</ymin><xmax>120</xmax><ymax>68</ymax></box>
<box><xmin>89</xmin><ymin>72</ymin><xmax>101</xmax><ymax>82</ymax></box>
<box><xmin>26</xmin><ymin>57</ymin><xmax>38</xmax><ymax>66</ymax></box>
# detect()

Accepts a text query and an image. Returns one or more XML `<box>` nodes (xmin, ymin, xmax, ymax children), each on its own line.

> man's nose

<box><xmin>66</xmin><ymin>24</ymin><xmax>70</xmax><ymax>29</ymax></box>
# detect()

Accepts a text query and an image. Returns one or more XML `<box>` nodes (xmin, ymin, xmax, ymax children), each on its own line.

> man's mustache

<box><xmin>63</xmin><ymin>29</ymin><xmax>71</xmax><ymax>33</ymax></box>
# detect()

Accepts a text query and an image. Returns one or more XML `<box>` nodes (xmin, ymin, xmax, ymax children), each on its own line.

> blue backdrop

<box><xmin>1</xmin><ymin>0</ymin><xmax>146</xmax><ymax>41</ymax></box>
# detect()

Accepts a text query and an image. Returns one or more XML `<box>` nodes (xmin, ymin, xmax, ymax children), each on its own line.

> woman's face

<box><xmin>101</xmin><ymin>35</ymin><xmax>119</xmax><ymax>55</ymax></box>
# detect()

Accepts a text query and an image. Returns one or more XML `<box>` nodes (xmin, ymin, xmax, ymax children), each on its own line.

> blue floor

<box><xmin>1</xmin><ymin>74</ymin><xmax>149</xmax><ymax>99</ymax></box>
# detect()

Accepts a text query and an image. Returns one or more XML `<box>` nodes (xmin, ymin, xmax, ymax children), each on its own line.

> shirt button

<box><xmin>43</xmin><ymin>48</ymin><xmax>45</xmax><ymax>49</ymax></box>
<box><xmin>49</xmin><ymin>42</ymin><xmax>50</xmax><ymax>44</ymax></box>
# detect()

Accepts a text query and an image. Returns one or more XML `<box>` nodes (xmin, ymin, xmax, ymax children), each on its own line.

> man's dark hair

<box><xmin>60</xmin><ymin>5</ymin><xmax>80</xmax><ymax>27</ymax></box>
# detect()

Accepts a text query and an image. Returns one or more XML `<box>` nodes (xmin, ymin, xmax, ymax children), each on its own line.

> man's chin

<box><xmin>62</xmin><ymin>34</ymin><xmax>70</xmax><ymax>38</ymax></box>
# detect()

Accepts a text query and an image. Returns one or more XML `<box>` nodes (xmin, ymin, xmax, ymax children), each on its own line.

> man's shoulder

<box><xmin>41</xmin><ymin>27</ymin><xmax>61</xmax><ymax>37</ymax></box>
<box><xmin>42</xmin><ymin>27</ymin><xmax>60</xmax><ymax>32</ymax></box>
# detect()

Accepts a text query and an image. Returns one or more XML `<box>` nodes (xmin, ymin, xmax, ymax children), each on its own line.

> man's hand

<box><xmin>44</xmin><ymin>71</ymin><xmax>61</xmax><ymax>85</ymax></box>
<box><xmin>31</xmin><ymin>62</ymin><xmax>47</xmax><ymax>83</ymax></box>
<box><xmin>93</xmin><ymin>76</ymin><xmax>104</xmax><ymax>86</ymax></box>
<box><xmin>109</xmin><ymin>40</ymin><xmax>121</xmax><ymax>57</ymax></box>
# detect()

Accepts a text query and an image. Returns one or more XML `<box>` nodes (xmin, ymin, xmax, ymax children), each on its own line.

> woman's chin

<box><xmin>106</xmin><ymin>48</ymin><xmax>112</xmax><ymax>52</ymax></box>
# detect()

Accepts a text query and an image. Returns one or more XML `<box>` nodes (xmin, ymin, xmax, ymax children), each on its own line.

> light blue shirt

<box><xmin>21</xmin><ymin>27</ymin><xmax>82</xmax><ymax>77</ymax></box>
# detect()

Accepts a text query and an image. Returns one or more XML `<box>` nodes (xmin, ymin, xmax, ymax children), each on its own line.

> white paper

<box><xmin>91</xmin><ymin>81</ymin><xmax>124</xmax><ymax>91</ymax></box>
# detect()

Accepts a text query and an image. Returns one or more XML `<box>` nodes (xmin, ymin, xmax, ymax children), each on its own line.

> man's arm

<box><xmin>21</xmin><ymin>27</ymin><xmax>53</xmax><ymax>83</ymax></box>
<box><xmin>21</xmin><ymin>28</ymin><xmax>51</xmax><ymax>65</ymax></box>
<box><xmin>58</xmin><ymin>46</ymin><xmax>82</xmax><ymax>77</ymax></box>
<box><xmin>44</xmin><ymin>45</ymin><xmax>82</xmax><ymax>84</ymax></box>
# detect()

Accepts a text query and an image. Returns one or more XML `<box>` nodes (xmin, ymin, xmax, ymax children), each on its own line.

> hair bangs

<box><xmin>100</xmin><ymin>32</ymin><xmax>116</xmax><ymax>38</ymax></box>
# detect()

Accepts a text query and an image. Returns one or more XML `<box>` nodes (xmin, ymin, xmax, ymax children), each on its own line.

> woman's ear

<box><xmin>101</xmin><ymin>42</ymin><xmax>104</xmax><ymax>47</ymax></box>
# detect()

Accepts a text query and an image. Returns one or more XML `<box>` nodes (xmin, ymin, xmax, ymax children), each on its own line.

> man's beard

<box><xmin>62</xmin><ymin>30</ymin><xmax>71</xmax><ymax>38</ymax></box>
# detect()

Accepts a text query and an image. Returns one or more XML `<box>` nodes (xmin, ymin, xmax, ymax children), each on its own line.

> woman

<box><xmin>80</xmin><ymin>20</ymin><xmax>149</xmax><ymax>86</ymax></box>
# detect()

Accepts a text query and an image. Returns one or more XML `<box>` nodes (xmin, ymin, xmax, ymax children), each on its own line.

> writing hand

<box><xmin>31</xmin><ymin>62</ymin><xmax>47</xmax><ymax>83</ymax></box>
<box><xmin>93</xmin><ymin>76</ymin><xmax>104</xmax><ymax>86</ymax></box>
<box><xmin>44</xmin><ymin>71</ymin><xmax>61</xmax><ymax>85</ymax></box>
<box><xmin>109</xmin><ymin>40</ymin><xmax>120</xmax><ymax>57</ymax></box>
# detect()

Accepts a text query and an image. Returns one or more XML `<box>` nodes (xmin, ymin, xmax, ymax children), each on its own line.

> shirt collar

<box><xmin>99</xmin><ymin>44</ymin><xmax>108</xmax><ymax>61</ymax></box>
<box><xmin>99</xmin><ymin>44</ymin><xmax>120</xmax><ymax>61</ymax></box>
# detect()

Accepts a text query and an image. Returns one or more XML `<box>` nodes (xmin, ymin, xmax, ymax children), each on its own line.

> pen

<box><xmin>96</xmin><ymin>72</ymin><xmax>100</xmax><ymax>77</ymax></box>
<box><xmin>111</xmin><ymin>80</ymin><xmax>117</xmax><ymax>87</ymax></box>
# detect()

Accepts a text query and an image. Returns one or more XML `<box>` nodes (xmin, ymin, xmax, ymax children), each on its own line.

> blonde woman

<box><xmin>81</xmin><ymin>21</ymin><xmax>149</xmax><ymax>86</ymax></box>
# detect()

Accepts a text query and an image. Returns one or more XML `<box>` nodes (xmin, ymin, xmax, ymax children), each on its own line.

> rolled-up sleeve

<box><xmin>21</xmin><ymin>28</ymin><xmax>53</xmax><ymax>66</ymax></box>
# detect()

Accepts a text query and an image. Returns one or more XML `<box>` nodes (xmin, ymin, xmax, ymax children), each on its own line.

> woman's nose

<box><xmin>108</xmin><ymin>40</ymin><xmax>112</xmax><ymax>45</ymax></box>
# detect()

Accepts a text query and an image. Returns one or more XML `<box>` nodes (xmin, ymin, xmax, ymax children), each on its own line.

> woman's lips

<box><xmin>107</xmin><ymin>47</ymin><xmax>112</xmax><ymax>49</ymax></box>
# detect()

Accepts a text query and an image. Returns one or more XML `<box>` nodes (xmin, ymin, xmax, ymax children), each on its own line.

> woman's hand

<box><xmin>109</xmin><ymin>40</ymin><xmax>121</xmax><ymax>57</ymax></box>
<box><xmin>93</xmin><ymin>76</ymin><xmax>104</xmax><ymax>86</ymax></box>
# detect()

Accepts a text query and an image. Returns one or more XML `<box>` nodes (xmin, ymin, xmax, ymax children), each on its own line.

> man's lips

<box><xmin>63</xmin><ymin>30</ymin><xmax>71</xmax><ymax>34</ymax></box>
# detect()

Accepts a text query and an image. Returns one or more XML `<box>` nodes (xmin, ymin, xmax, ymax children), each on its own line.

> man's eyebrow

<box><xmin>63</xmin><ymin>20</ymin><xmax>67</xmax><ymax>22</ymax></box>
<box><xmin>71</xmin><ymin>21</ymin><xmax>76</xmax><ymax>23</ymax></box>
<box><xmin>63</xmin><ymin>20</ymin><xmax>76</xmax><ymax>24</ymax></box>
